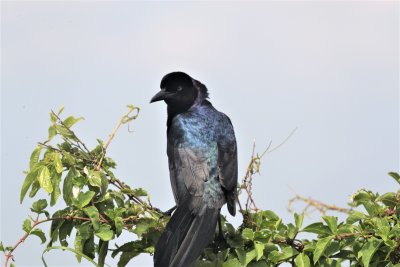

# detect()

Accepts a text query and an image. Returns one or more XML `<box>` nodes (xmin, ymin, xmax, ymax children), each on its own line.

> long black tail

<box><xmin>154</xmin><ymin>202</ymin><xmax>219</xmax><ymax>267</ymax></box>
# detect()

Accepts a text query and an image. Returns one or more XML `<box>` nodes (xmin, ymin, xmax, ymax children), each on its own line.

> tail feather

<box><xmin>154</xmin><ymin>202</ymin><xmax>220</xmax><ymax>267</ymax></box>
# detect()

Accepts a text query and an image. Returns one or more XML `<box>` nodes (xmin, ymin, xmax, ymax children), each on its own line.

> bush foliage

<box><xmin>1</xmin><ymin>107</ymin><xmax>399</xmax><ymax>267</ymax></box>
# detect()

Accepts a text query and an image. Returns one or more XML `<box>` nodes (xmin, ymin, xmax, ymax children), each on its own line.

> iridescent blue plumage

<box><xmin>151</xmin><ymin>72</ymin><xmax>237</xmax><ymax>267</ymax></box>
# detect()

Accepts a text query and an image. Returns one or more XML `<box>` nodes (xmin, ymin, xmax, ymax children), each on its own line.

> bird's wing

<box><xmin>217</xmin><ymin>116</ymin><xmax>238</xmax><ymax>215</ymax></box>
<box><xmin>167</xmin><ymin>136</ymin><xmax>209</xmax><ymax>207</ymax></box>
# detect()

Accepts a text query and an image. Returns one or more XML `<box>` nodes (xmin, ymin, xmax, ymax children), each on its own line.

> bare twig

<box><xmin>96</xmin><ymin>105</ymin><xmax>140</xmax><ymax>171</ymax></box>
<box><xmin>287</xmin><ymin>194</ymin><xmax>352</xmax><ymax>215</ymax></box>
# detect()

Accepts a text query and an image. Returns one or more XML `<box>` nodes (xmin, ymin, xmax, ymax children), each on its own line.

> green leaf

<box><xmin>277</xmin><ymin>247</ymin><xmax>299</xmax><ymax>261</ymax></box>
<box><xmin>388</xmin><ymin>172</ymin><xmax>400</xmax><ymax>184</ymax></box>
<box><xmin>38</xmin><ymin>166</ymin><xmax>53</xmax><ymax>193</ymax></box>
<box><xmin>30</xmin><ymin>228</ymin><xmax>46</xmax><ymax>244</ymax></box>
<box><xmin>360</xmin><ymin>238</ymin><xmax>382</xmax><ymax>267</ymax></box>
<box><xmin>374</xmin><ymin>217</ymin><xmax>390</xmax><ymax>242</ymax></box>
<box><xmin>0</xmin><ymin>242</ymin><xmax>4</xmax><ymax>252</ymax></box>
<box><xmin>50</xmin><ymin>111</ymin><xmax>57</xmax><ymax>123</ymax></box>
<box><xmin>222</xmin><ymin>258</ymin><xmax>241</xmax><ymax>267</ymax></box>
<box><xmin>83</xmin><ymin>206</ymin><xmax>100</xmax><ymax>231</ymax></box>
<box><xmin>55</xmin><ymin>125</ymin><xmax>74</xmax><ymax>139</ymax></box>
<box><xmin>322</xmin><ymin>216</ymin><xmax>338</xmax><ymax>234</ymax></box>
<box><xmin>95</xmin><ymin>225</ymin><xmax>114</xmax><ymax>241</ymax></box>
<box><xmin>48</xmin><ymin>125</ymin><xmax>57</xmax><ymax>141</ymax></box>
<box><xmin>23</xmin><ymin>219</ymin><xmax>32</xmax><ymax>232</ymax></box>
<box><xmin>294</xmin><ymin>213</ymin><xmax>304</xmax><ymax>229</ymax></box>
<box><xmin>346</xmin><ymin>210</ymin><xmax>366</xmax><ymax>224</ymax></box>
<box><xmin>20</xmin><ymin>169</ymin><xmax>38</xmax><ymax>203</ymax></box>
<box><xmin>63</xmin><ymin>116</ymin><xmax>84</xmax><ymax>128</ymax></box>
<box><xmin>313</xmin><ymin>235</ymin><xmax>334</xmax><ymax>264</ymax></box>
<box><xmin>254</xmin><ymin>241</ymin><xmax>264</xmax><ymax>260</ymax></box>
<box><xmin>31</xmin><ymin>199</ymin><xmax>48</xmax><ymax>212</ymax></box>
<box><xmin>131</xmin><ymin>188</ymin><xmax>148</xmax><ymax>197</ymax></box>
<box><xmin>115</xmin><ymin>217</ymin><xmax>123</xmax><ymax>237</ymax></box>
<box><xmin>72</xmin><ymin>191</ymin><xmax>96</xmax><ymax>209</ymax></box>
<box><xmin>30</xmin><ymin>147</ymin><xmax>42</xmax><ymax>170</ymax></box>
<box><xmin>57</xmin><ymin>106</ymin><xmax>64</xmax><ymax>115</ymax></box>
<box><xmin>302</xmin><ymin>222</ymin><xmax>331</xmax><ymax>235</ymax></box>
<box><xmin>242</xmin><ymin>228</ymin><xmax>254</xmax><ymax>240</ymax></box>
<box><xmin>378</xmin><ymin>192</ymin><xmax>398</xmax><ymax>207</ymax></box>
<box><xmin>59</xmin><ymin>220</ymin><xmax>74</xmax><ymax>246</ymax></box>
<box><xmin>263</xmin><ymin>210</ymin><xmax>280</xmax><ymax>221</ymax></box>
<box><xmin>50</xmin><ymin>170</ymin><xmax>62</xmax><ymax>206</ymax></box>
<box><xmin>98</xmin><ymin>240</ymin><xmax>109</xmax><ymax>267</ymax></box>
<box><xmin>53</xmin><ymin>153</ymin><xmax>63</xmax><ymax>173</ymax></box>
<box><xmin>63</xmin><ymin>168</ymin><xmax>76</xmax><ymax>205</ymax></box>
<box><xmin>85</xmin><ymin>168</ymin><xmax>102</xmax><ymax>188</ymax></box>
<box><xmin>29</xmin><ymin>180</ymin><xmax>41</xmax><ymax>198</ymax></box>
<box><xmin>235</xmin><ymin>248</ymin><xmax>246</xmax><ymax>265</ymax></box>
<box><xmin>295</xmin><ymin>253</ymin><xmax>311</xmax><ymax>267</ymax></box>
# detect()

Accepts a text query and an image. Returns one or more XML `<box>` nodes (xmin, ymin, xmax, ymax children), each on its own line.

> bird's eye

<box><xmin>177</xmin><ymin>86</ymin><xmax>183</xmax><ymax>92</ymax></box>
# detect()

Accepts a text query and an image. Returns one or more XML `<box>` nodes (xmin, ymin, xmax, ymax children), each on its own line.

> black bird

<box><xmin>150</xmin><ymin>72</ymin><xmax>238</xmax><ymax>267</ymax></box>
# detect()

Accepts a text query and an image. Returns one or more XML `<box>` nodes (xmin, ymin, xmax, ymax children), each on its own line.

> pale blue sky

<box><xmin>1</xmin><ymin>1</ymin><xmax>398</xmax><ymax>266</ymax></box>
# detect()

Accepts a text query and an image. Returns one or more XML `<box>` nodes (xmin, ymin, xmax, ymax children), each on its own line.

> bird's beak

<box><xmin>150</xmin><ymin>90</ymin><xmax>174</xmax><ymax>103</ymax></box>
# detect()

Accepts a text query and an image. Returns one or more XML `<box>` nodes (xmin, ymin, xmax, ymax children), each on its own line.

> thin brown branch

<box><xmin>96</xmin><ymin>106</ymin><xmax>140</xmax><ymax>171</ymax></box>
<box><xmin>287</xmin><ymin>194</ymin><xmax>352</xmax><ymax>215</ymax></box>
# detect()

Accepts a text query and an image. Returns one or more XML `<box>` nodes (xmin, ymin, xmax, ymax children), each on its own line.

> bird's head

<box><xmin>150</xmin><ymin>72</ymin><xmax>198</xmax><ymax>111</ymax></box>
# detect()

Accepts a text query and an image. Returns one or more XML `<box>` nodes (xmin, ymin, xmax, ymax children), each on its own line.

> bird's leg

<box><xmin>163</xmin><ymin>205</ymin><xmax>177</xmax><ymax>216</ymax></box>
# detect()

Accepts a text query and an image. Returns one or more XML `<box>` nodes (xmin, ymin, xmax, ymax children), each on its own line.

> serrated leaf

<box><xmin>63</xmin><ymin>116</ymin><xmax>84</xmax><ymax>128</ymax></box>
<box><xmin>322</xmin><ymin>216</ymin><xmax>338</xmax><ymax>234</ymax></box>
<box><xmin>30</xmin><ymin>228</ymin><xmax>46</xmax><ymax>244</ymax></box>
<box><xmin>83</xmin><ymin>206</ymin><xmax>100</xmax><ymax>231</ymax></box>
<box><xmin>313</xmin><ymin>235</ymin><xmax>334</xmax><ymax>264</ymax></box>
<box><xmin>38</xmin><ymin>166</ymin><xmax>53</xmax><ymax>193</ymax></box>
<box><xmin>23</xmin><ymin>219</ymin><xmax>32</xmax><ymax>232</ymax></box>
<box><xmin>360</xmin><ymin>238</ymin><xmax>382</xmax><ymax>267</ymax></box>
<box><xmin>388</xmin><ymin>172</ymin><xmax>400</xmax><ymax>184</ymax></box>
<box><xmin>72</xmin><ymin>191</ymin><xmax>95</xmax><ymax>209</ymax></box>
<box><xmin>294</xmin><ymin>213</ymin><xmax>304</xmax><ymax>229</ymax></box>
<box><xmin>20</xmin><ymin>169</ymin><xmax>38</xmax><ymax>203</ymax></box>
<box><xmin>95</xmin><ymin>225</ymin><xmax>114</xmax><ymax>241</ymax></box>
<box><xmin>30</xmin><ymin>147</ymin><xmax>42</xmax><ymax>170</ymax></box>
<box><xmin>295</xmin><ymin>253</ymin><xmax>310</xmax><ymax>267</ymax></box>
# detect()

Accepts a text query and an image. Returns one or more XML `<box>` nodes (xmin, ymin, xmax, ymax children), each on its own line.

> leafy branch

<box><xmin>1</xmin><ymin>108</ymin><xmax>399</xmax><ymax>267</ymax></box>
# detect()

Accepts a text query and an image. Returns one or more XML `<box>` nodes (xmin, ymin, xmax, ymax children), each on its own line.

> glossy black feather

<box><xmin>151</xmin><ymin>72</ymin><xmax>238</xmax><ymax>267</ymax></box>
